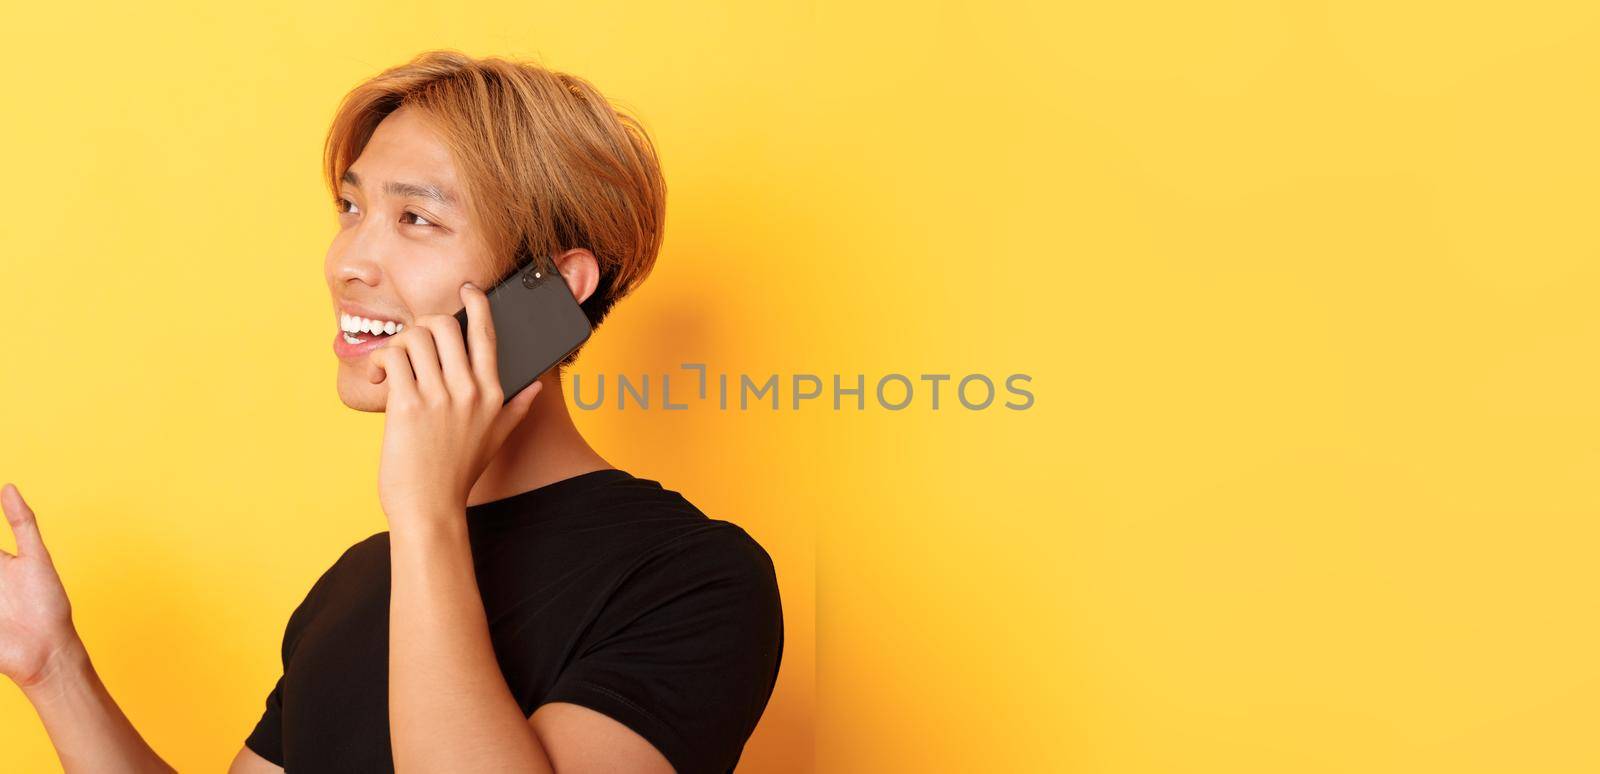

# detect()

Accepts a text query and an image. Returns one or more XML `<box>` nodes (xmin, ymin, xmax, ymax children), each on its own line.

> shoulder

<box><xmin>609</xmin><ymin>476</ymin><xmax>781</xmax><ymax>590</ymax></box>
<box><xmin>561</xmin><ymin>478</ymin><xmax>785</xmax><ymax>613</ymax></box>
<box><xmin>282</xmin><ymin>532</ymin><xmax>390</xmax><ymax>636</ymax></box>
<box><xmin>607</xmin><ymin>518</ymin><xmax>784</xmax><ymax>647</ymax></box>
<box><xmin>631</xmin><ymin>518</ymin><xmax>780</xmax><ymax>594</ymax></box>
<box><xmin>302</xmin><ymin>531</ymin><xmax>388</xmax><ymax>590</ymax></box>
<box><xmin>310</xmin><ymin>531</ymin><xmax>391</xmax><ymax>586</ymax></box>
<box><xmin>552</xmin><ymin>475</ymin><xmax>780</xmax><ymax>586</ymax></box>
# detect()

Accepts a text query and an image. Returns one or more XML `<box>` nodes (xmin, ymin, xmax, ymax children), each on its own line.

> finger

<box><xmin>459</xmin><ymin>282</ymin><xmax>500</xmax><ymax>399</ymax></box>
<box><xmin>368</xmin><ymin>347</ymin><xmax>419</xmax><ymax>406</ymax></box>
<box><xmin>419</xmin><ymin>312</ymin><xmax>476</xmax><ymax>404</ymax></box>
<box><xmin>400</xmin><ymin>319</ymin><xmax>448</xmax><ymax>403</ymax></box>
<box><xmin>2</xmin><ymin>483</ymin><xmax>51</xmax><ymax>563</ymax></box>
<box><xmin>486</xmin><ymin>380</ymin><xmax>543</xmax><ymax>452</ymax></box>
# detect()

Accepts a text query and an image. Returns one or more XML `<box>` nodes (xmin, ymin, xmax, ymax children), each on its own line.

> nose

<box><xmin>327</xmin><ymin>219</ymin><xmax>386</xmax><ymax>288</ymax></box>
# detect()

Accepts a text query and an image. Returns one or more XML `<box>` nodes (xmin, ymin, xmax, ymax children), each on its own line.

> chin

<box><xmin>335</xmin><ymin>362</ymin><xmax>387</xmax><ymax>412</ymax></box>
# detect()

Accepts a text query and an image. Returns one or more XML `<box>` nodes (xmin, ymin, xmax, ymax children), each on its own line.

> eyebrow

<box><xmin>341</xmin><ymin>169</ymin><xmax>459</xmax><ymax>209</ymax></box>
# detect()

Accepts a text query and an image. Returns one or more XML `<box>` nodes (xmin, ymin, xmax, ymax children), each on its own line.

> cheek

<box><xmin>395</xmin><ymin>264</ymin><xmax>473</xmax><ymax>313</ymax></box>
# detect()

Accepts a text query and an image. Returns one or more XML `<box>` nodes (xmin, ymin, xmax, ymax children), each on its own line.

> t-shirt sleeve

<box><xmin>243</xmin><ymin>675</ymin><xmax>287</xmax><ymax>766</ymax></box>
<box><xmin>243</xmin><ymin>537</ymin><xmax>374</xmax><ymax>766</ymax></box>
<box><xmin>543</xmin><ymin>522</ymin><xmax>785</xmax><ymax>774</ymax></box>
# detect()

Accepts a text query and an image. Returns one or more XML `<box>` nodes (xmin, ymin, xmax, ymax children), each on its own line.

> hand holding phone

<box><xmin>454</xmin><ymin>252</ymin><xmax>591</xmax><ymax>405</ymax></box>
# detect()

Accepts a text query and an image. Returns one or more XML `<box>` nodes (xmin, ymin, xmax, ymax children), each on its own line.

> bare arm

<box><xmin>227</xmin><ymin>744</ymin><xmax>282</xmax><ymax>774</ymax></box>
<box><xmin>0</xmin><ymin>484</ymin><xmax>175</xmax><ymax>773</ymax></box>
<box><xmin>377</xmin><ymin>294</ymin><xmax>672</xmax><ymax>771</ymax></box>
<box><xmin>387</xmin><ymin>513</ymin><xmax>672</xmax><ymax>773</ymax></box>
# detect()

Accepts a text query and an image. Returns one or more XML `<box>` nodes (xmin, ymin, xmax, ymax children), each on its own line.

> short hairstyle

<box><xmin>324</xmin><ymin>49</ymin><xmax>667</xmax><ymax>367</ymax></box>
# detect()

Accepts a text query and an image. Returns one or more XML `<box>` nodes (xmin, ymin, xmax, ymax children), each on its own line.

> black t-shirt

<box><xmin>244</xmin><ymin>468</ymin><xmax>784</xmax><ymax>773</ymax></box>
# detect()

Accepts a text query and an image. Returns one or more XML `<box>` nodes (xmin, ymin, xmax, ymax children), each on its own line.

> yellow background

<box><xmin>2</xmin><ymin>1</ymin><xmax>1598</xmax><ymax>772</ymax></box>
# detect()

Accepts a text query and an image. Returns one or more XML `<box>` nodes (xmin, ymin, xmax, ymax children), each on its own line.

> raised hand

<box><xmin>0</xmin><ymin>483</ymin><xmax>79</xmax><ymax>689</ymax></box>
<box><xmin>0</xmin><ymin>483</ymin><xmax>175</xmax><ymax>772</ymax></box>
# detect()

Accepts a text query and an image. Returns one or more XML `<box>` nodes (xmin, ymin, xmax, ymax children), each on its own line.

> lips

<box><xmin>332</xmin><ymin>328</ymin><xmax>395</xmax><ymax>361</ymax></box>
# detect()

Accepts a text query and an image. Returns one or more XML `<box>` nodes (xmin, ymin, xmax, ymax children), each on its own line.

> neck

<box><xmin>466</xmin><ymin>370</ymin><xmax>612</xmax><ymax>508</ymax></box>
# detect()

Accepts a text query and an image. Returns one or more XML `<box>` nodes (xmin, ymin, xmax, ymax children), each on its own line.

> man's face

<box><xmin>325</xmin><ymin>105</ymin><xmax>493</xmax><ymax>412</ymax></box>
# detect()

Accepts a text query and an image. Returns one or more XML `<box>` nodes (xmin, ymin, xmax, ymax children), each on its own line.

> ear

<box><xmin>552</xmin><ymin>248</ymin><xmax>600</xmax><ymax>306</ymax></box>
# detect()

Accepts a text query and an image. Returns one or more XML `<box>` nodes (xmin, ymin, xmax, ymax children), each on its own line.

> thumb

<box><xmin>1</xmin><ymin>484</ymin><xmax>51</xmax><ymax>563</ymax></box>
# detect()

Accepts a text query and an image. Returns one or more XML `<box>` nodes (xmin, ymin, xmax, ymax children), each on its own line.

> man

<box><xmin>0</xmin><ymin>49</ymin><xmax>783</xmax><ymax>773</ymax></box>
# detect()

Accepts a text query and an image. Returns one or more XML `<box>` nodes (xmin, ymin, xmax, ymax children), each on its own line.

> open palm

<box><xmin>0</xmin><ymin>484</ymin><xmax>76</xmax><ymax>688</ymax></box>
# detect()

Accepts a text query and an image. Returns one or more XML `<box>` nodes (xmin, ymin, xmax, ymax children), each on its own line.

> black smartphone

<box><xmin>454</xmin><ymin>251</ymin><xmax>592</xmax><ymax>405</ymax></box>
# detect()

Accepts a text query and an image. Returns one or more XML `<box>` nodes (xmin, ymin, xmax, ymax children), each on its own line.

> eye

<box><xmin>401</xmin><ymin>210</ymin><xmax>436</xmax><ymax>227</ymax></box>
<box><xmin>336</xmin><ymin>196</ymin><xmax>360</xmax><ymax>215</ymax></box>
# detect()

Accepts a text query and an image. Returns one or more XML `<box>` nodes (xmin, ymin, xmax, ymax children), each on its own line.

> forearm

<box><xmin>388</xmin><ymin>513</ymin><xmax>554</xmax><ymax>773</ymax></box>
<box><xmin>21</xmin><ymin>638</ymin><xmax>175</xmax><ymax>774</ymax></box>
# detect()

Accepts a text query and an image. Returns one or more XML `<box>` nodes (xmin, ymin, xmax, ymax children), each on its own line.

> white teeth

<box><xmin>340</xmin><ymin>312</ymin><xmax>403</xmax><ymax>336</ymax></box>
